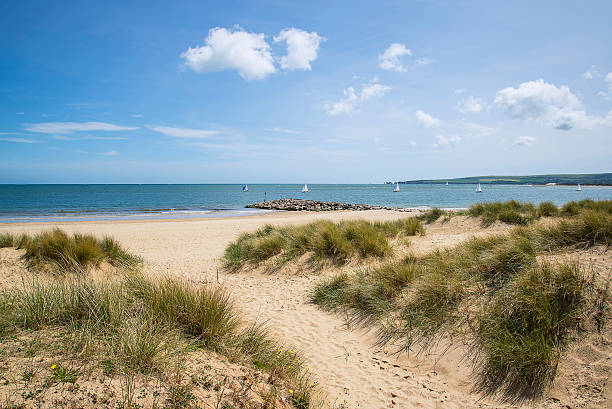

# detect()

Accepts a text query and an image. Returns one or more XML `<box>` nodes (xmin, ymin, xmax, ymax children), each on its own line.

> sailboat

<box><xmin>576</xmin><ymin>184</ymin><xmax>582</xmax><ymax>191</ymax></box>
<box><xmin>476</xmin><ymin>183</ymin><xmax>482</xmax><ymax>193</ymax></box>
<box><xmin>302</xmin><ymin>184</ymin><xmax>309</xmax><ymax>193</ymax></box>
<box><xmin>393</xmin><ymin>182</ymin><xmax>400</xmax><ymax>192</ymax></box>
<box><xmin>445</xmin><ymin>182</ymin><xmax>449</xmax><ymax>186</ymax></box>
<box><xmin>242</xmin><ymin>184</ymin><xmax>249</xmax><ymax>192</ymax></box>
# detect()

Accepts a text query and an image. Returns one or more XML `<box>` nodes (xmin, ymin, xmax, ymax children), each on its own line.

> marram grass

<box><xmin>0</xmin><ymin>271</ymin><xmax>314</xmax><ymax>406</ymax></box>
<box><xmin>223</xmin><ymin>218</ymin><xmax>424</xmax><ymax>271</ymax></box>
<box><xmin>468</xmin><ymin>199</ymin><xmax>612</xmax><ymax>227</ymax></box>
<box><xmin>312</xmin><ymin>210</ymin><xmax>610</xmax><ymax>402</ymax></box>
<box><xmin>0</xmin><ymin>229</ymin><xmax>141</xmax><ymax>272</ymax></box>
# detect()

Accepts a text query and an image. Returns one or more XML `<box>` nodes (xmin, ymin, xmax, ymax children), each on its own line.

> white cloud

<box><xmin>597</xmin><ymin>90</ymin><xmax>611</xmax><ymax>101</ymax></box>
<box><xmin>415</xmin><ymin>110</ymin><xmax>440</xmax><ymax>128</ymax></box>
<box><xmin>360</xmin><ymin>83</ymin><xmax>391</xmax><ymax>101</ymax></box>
<box><xmin>583</xmin><ymin>65</ymin><xmax>600</xmax><ymax>79</ymax></box>
<box><xmin>51</xmin><ymin>135</ymin><xmax>129</xmax><ymax>141</ymax></box>
<box><xmin>407</xmin><ymin>139</ymin><xmax>417</xmax><ymax>147</ymax></box>
<box><xmin>326</xmin><ymin>87</ymin><xmax>358</xmax><ymax>115</ymax></box>
<box><xmin>325</xmin><ymin>83</ymin><xmax>391</xmax><ymax>115</ymax></box>
<box><xmin>181</xmin><ymin>27</ymin><xmax>276</xmax><ymax>80</ymax></box>
<box><xmin>606</xmin><ymin>72</ymin><xmax>612</xmax><ymax>91</ymax></box>
<box><xmin>514</xmin><ymin>135</ymin><xmax>535</xmax><ymax>146</ymax></box>
<box><xmin>0</xmin><ymin>137</ymin><xmax>41</xmax><ymax>143</ymax></box>
<box><xmin>455</xmin><ymin>96</ymin><xmax>486</xmax><ymax>113</ymax></box>
<box><xmin>494</xmin><ymin>79</ymin><xmax>610</xmax><ymax>130</ymax></box>
<box><xmin>454</xmin><ymin>89</ymin><xmax>466</xmax><ymax>94</ymax></box>
<box><xmin>267</xmin><ymin>127</ymin><xmax>303</xmax><ymax>134</ymax></box>
<box><xmin>378</xmin><ymin>43</ymin><xmax>412</xmax><ymax>72</ymax></box>
<box><xmin>433</xmin><ymin>135</ymin><xmax>461</xmax><ymax>148</ymax></box>
<box><xmin>101</xmin><ymin>150</ymin><xmax>118</xmax><ymax>156</ymax></box>
<box><xmin>131</xmin><ymin>114</ymin><xmax>143</xmax><ymax>118</ymax></box>
<box><xmin>25</xmin><ymin>122</ymin><xmax>138</xmax><ymax>134</ymax></box>
<box><xmin>274</xmin><ymin>28</ymin><xmax>324</xmax><ymax>71</ymax></box>
<box><xmin>148</xmin><ymin>126</ymin><xmax>218</xmax><ymax>138</ymax></box>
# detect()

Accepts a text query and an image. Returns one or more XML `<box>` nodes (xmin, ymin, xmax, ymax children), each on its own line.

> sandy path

<box><xmin>0</xmin><ymin>212</ymin><xmax>518</xmax><ymax>408</ymax></box>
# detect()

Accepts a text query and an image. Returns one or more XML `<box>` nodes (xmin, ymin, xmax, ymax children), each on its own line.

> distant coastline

<box><xmin>388</xmin><ymin>172</ymin><xmax>612</xmax><ymax>186</ymax></box>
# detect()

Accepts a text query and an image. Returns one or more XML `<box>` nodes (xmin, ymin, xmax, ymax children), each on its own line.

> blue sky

<box><xmin>1</xmin><ymin>0</ymin><xmax>611</xmax><ymax>183</ymax></box>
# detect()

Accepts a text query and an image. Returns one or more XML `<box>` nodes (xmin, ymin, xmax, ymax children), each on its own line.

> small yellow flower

<box><xmin>50</xmin><ymin>364</ymin><xmax>57</xmax><ymax>370</ymax></box>
<box><xmin>289</xmin><ymin>389</ymin><xmax>293</xmax><ymax>394</ymax></box>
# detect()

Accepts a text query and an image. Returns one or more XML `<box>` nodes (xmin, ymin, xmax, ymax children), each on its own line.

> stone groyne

<box><xmin>246</xmin><ymin>199</ymin><xmax>414</xmax><ymax>212</ymax></box>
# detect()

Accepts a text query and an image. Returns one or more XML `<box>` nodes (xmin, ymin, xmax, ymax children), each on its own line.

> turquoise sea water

<box><xmin>1</xmin><ymin>184</ymin><xmax>612</xmax><ymax>223</ymax></box>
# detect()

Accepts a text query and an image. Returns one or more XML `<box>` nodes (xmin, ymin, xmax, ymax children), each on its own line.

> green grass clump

<box><xmin>560</xmin><ymin>199</ymin><xmax>612</xmax><ymax>216</ymax></box>
<box><xmin>419</xmin><ymin>207</ymin><xmax>445</xmax><ymax>223</ymax></box>
<box><xmin>537</xmin><ymin>201</ymin><xmax>559</xmax><ymax>217</ymax></box>
<box><xmin>469</xmin><ymin>201</ymin><xmax>537</xmax><ymax>226</ymax></box>
<box><xmin>223</xmin><ymin>218</ymin><xmax>424</xmax><ymax>271</ymax></box>
<box><xmin>312</xmin><ymin>259</ymin><xmax>421</xmax><ymax>323</ymax></box>
<box><xmin>0</xmin><ymin>229</ymin><xmax>140</xmax><ymax>272</ymax></box>
<box><xmin>0</xmin><ymin>233</ymin><xmax>29</xmax><ymax>248</ymax></box>
<box><xmin>312</xmin><ymin>213</ymin><xmax>609</xmax><ymax>401</ymax></box>
<box><xmin>0</xmin><ymin>273</ymin><xmax>313</xmax><ymax>404</ymax></box>
<box><xmin>473</xmin><ymin>262</ymin><xmax>589</xmax><ymax>401</ymax></box>
<box><xmin>533</xmin><ymin>210</ymin><xmax>612</xmax><ymax>250</ymax></box>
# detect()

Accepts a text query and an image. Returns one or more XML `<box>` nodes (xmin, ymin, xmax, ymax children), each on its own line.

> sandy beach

<box><xmin>1</xmin><ymin>210</ymin><xmax>609</xmax><ymax>409</ymax></box>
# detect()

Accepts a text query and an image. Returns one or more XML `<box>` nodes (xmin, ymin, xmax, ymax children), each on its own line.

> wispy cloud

<box><xmin>326</xmin><ymin>82</ymin><xmax>391</xmax><ymax>115</ymax></box>
<box><xmin>266</xmin><ymin>127</ymin><xmax>303</xmax><ymax>135</ymax></box>
<box><xmin>433</xmin><ymin>135</ymin><xmax>461</xmax><ymax>148</ymax></box>
<box><xmin>51</xmin><ymin>135</ymin><xmax>129</xmax><ymax>141</ymax></box>
<box><xmin>0</xmin><ymin>137</ymin><xmax>42</xmax><ymax>143</ymax></box>
<box><xmin>455</xmin><ymin>96</ymin><xmax>486</xmax><ymax>113</ymax></box>
<box><xmin>514</xmin><ymin>135</ymin><xmax>535</xmax><ymax>146</ymax></box>
<box><xmin>101</xmin><ymin>150</ymin><xmax>118</xmax><ymax>156</ymax></box>
<box><xmin>26</xmin><ymin>121</ymin><xmax>139</xmax><ymax>134</ymax></box>
<box><xmin>147</xmin><ymin>125</ymin><xmax>218</xmax><ymax>138</ymax></box>
<box><xmin>582</xmin><ymin>65</ymin><xmax>600</xmax><ymax>79</ymax></box>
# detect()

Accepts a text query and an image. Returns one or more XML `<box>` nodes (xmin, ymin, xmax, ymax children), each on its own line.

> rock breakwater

<box><xmin>246</xmin><ymin>199</ymin><xmax>413</xmax><ymax>212</ymax></box>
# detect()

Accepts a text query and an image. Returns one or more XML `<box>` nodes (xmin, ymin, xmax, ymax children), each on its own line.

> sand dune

<box><xmin>1</xmin><ymin>210</ymin><xmax>609</xmax><ymax>408</ymax></box>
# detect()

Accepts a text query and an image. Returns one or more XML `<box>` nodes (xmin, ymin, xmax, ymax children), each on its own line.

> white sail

<box><xmin>393</xmin><ymin>182</ymin><xmax>400</xmax><ymax>192</ymax></box>
<box><xmin>476</xmin><ymin>183</ymin><xmax>482</xmax><ymax>193</ymax></box>
<box><xmin>243</xmin><ymin>184</ymin><xmax>248</xmax><ymax>192</ymax></box>
<box><xmin>576</xmin><ymin>184</ymin><xmax>582</xmax><ymax>191</ymax></box>
<box><xmin>445</xmin><ymin>181</ymin><xmax>449</xmax><ymax>186</ymax></box>
<box><xmin>302</xmin><ymin>184</ymin><xmax>309</xmax><ymax>193</ymax></box>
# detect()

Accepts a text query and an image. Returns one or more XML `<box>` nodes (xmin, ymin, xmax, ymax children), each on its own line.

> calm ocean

<box><xmin>1</xmin><ymin>184</ymin><xmax>612</xmax><ymax>223</ymax></box>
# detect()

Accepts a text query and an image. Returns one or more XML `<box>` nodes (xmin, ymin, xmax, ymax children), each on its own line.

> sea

<box><xmin>1</xmin><ymin>184</ymin><xmax>612</xmax><ymax>223</ymax></box>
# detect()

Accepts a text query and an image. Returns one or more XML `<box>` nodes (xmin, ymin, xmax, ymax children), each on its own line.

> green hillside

<box><xmin>392</xmin><ymin>173</ymin><xmax>612</xmax><ymax>185</ymax></box>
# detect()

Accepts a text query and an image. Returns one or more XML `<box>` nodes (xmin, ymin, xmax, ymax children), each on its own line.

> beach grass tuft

<box><xmin>312</xmin><ymin>209</ymin><xmax>610</xmax><ymax>401</ymax></box>
<box><xmin>0</xmin><ymin>229</ymin><xmax>141</xmax><ymax>272</ymax></box>
<box><xmin>0</xmin><ymin>270</ymin><xmax>314</xmax><ymax>405</ymax></box>
<box><xmin>472</xmin><ymin>262</ymin><xmax>591</xmax><ymax>401</ymax></box>
<box><xmin>418</xmin><ymin>207</ymin><xmax>445</xmax><ymax>224</ymax></box>
<box><xmin>469</xmin><ymin>200</ymin><xmax>537</xmax><ymax>226</ymax></box>
<box><xmin>223</xmin><ymin>218</ymin><xmax>424</xmax><ymax>271</ymax></box>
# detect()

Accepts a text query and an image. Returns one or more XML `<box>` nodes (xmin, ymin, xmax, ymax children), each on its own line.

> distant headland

<box><xmin>387</xmin><ymin>172</ymin><xmax>612</xmax><ymax>186</ymax></box>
